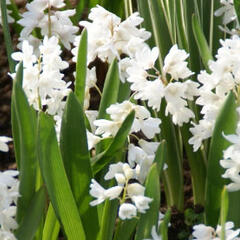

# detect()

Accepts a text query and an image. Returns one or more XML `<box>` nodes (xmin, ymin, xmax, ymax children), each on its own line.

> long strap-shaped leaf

<box><xmin>11</xmin><ymin>62</ymin><xmax>23</xmax><ymax>169</ymax></box>
<box><xmin>98</xmin><ymin>58</ymin><xmax>120</xmax><ymax>120</ymax></box>
<box><xmin>158</xmin><ymin>100</ymin><xmax>184</xmax><ymax>211</ymax></box>
<box><xmin>97</xmin><ymin>198</ymin><xmax>118</xmax><ymax>240</ymax></box>
<box><xmin>192</xmin><ymin>14</ymin><xmax>213</xmax><ymax>71</ymax></box>
<box><xmin>75</xmin><ymin>29</ymin><xmax>87</xmax><ymax>107</ymax></box>
<box><xmin>42</xmin><ymin>204</ymin><xmax>60</xmax><ymax>240</ymax></box>
<box><xmin>234</xmin><ymin>0</ymin><xmax>240</xmax><ymax>23</ymax></box>
<box><xmin>60</xmin><ymin>92</ymin><xmax>99</xmax><ymax>239</ymax></box>
<box><xmin>12</xmin><ymin>74</ymin><xmax>38</xmax><ymax>223</ymax></box>
<box><xmin>181</xmin><ymin>123</ymin><xmax>206</xmax><ymax>205</ymax></box>
<box><xmin>15</xmin><ymin>186</ymin><xmax>46</xmax><ymax>240</ymax></box>
<box><xmin>135</xmin><ymin>163</ymin><xmax>160</xmax><ymax>240</ymax></box>
<box><xmin>37</xmin><ymin>112</ymin><xmax>86</xmax><ymax>239</ymax></box>
<box><xmin>205</xmin><ymin>92</ymin><xmax>238</xmax><ymax>226</ymax></box>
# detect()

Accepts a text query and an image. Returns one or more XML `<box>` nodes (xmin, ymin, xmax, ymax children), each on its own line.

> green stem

<box><xmin>1</xmin><ymin>0</ymin><xmax>15</xmax><ymax>73</ymax></box>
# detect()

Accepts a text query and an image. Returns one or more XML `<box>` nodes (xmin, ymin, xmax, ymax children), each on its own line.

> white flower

<box><xmin>133</xmin><ymin>78</ymin><xmax>165</xmax><ymax>111</ymax></box>
<box><xmin>215</xmin><ymin>0</ymin><xmax>236</xmax><ymax>25</ymax></box>
<box><xmin>135</xmin><ymin>46</ymin><xmax>159</xmax><ymax>70</ymax></box>
<box><xmin>128</xmin><ymin>143</ymin><xmax>155</xmax><ymax>183</ymax></box>
<box><xmin>0</xmin><ymin>137</ymin><xmax>12</xmax><ymax>152</ymax></box>
<box><xmin>94</xmin><ymin>119</ymin><xmax>121</xmax><ymax>138</ymax></box>
<box><xmin>131</xmin><ymin>195</ymin><xmax>152</xmax><ymax>213</ymax></box>
<box><xmin>119</xmin><ymin>203</ymin><xmax>137</xmax><ymax>220</ymax></box>
<box><xmin>163</xmin><ymin>44</ymin><xmax>193</xmax><ymax>80</ymax></box>
<box><xmin>127</xmin><ymin>183</ymin><xmax>145</xmax><ymax>197</ymax></box>
<box><xmin>86</xmin><ymin>131</ymin><xmax>101</xmax><ymax>150</ymax></box>
<box><xmin>215</xmin><ymin>222</ymin><xmax>240</xmax><ymax>240</ymax></box>
<box><xmin>104</xmin><ymin>163</ymin><xmax>135</xmax><ymax>183</ymax></box>
<box><xmin>192</xmin><ymin>222</ymin><xmax>240</xmax><ymax>240</ymax></box>
<box><xmin>0</xmin><ymin>230</ymin><xmax>17</xmax><ymax>240</ymax></box>
<box><xmin>164</xmin><ymin>82</ymin><xmax>195</xmax><ymax>126</ymax></box>
<box><xmin>89</xmin><ymin>179</ymin><xmax>123</xmax><ymax>206</ymax></box>
<box><xmin>192</xmin><ymin>224</ymin><xmax>215</xmax><ymax>239</ymax></box>
<box><xmin>0</xmin><ymin>171</ymin><xmax>18</xmax><ymax>188</ymax></box>
<box><xmin>0</xmin><ymin>207</ymin><xmax>18</xmax><ymax>231</ymax></box>
<box><xmin>220</xmin><ymin>131</ymin><xmax>240</xmax><ymax>191</ymax></box>
<box><xmin>94</xmin><ymin>101</ymin><xmax>161</xmax><ymax>139</ymax></box>
<box><xmin>189</xmin><ymin>120</ymin><xmax>214</xmax><ymax>152</ymax></box>
<box><xmin>12</xmin><ymin>41</ymin><xmax>37</xmax><ymax>68</ymax></box>
<box><xmin>104</xmin><ymin>162</ymin><xmax>125</xmax><ymax>180</ymax></box>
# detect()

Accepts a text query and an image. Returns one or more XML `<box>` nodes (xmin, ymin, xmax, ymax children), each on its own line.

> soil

<box><xmin>0</xmin><ymin>2</ymin><xmax>203</xmax><ymax>239</ymax></box>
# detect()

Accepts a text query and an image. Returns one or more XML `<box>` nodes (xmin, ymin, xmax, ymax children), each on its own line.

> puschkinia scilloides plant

<box><xmin>3</xmin><ymin>0</ymin><xmax>240</xmax><ymax>239</ymax></box>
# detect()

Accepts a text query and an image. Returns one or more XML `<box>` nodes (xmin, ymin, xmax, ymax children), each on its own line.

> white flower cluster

<box><xmin>189</xmin><ymin>35</ymin><xmax>240</xmax><ymax>152</ymax></box>
<box><xmin>72</xmin><ymin>5</ymin><xmax>151</xmax><ymax>65</ymax></box>
<box><xmin>192</xmin><ymin>222</ymin><xmax>240</xmax><ymax>240</ymax></box>
<box><xmin>220</xmin><ymin>111</ymin><xmax>240</xmax><ymax>191</ymax></box>
<box><xmin>0</xmin><ymin>137</ymin><xmax>19</xmax><ymax>240</ymax></box>
<box><xmin>0</xmin><ymin>170</ymin><xmax>19</xmax><ymax>240</ymax></box>
<box><xmin>11</xmin><ymin>36</ymin><xmax>71</xmax><ymax>137</ymax></box>
<box><xmin>90</xmin><ymin>162</ymin><xmax>153</xmax><ymax>220</ymax></box>
<box><xmin>18</xmin><ymin>0</ymin><xmax>78</xmax><ymax>49</ymax></box>
<box><xmin>126</xmin><ymin>44</ymin><xmax>198</xmax><ymax>126</ymax></box>
<box><xmin>73</xmin><ymin>5</ymin><xmax>197</xmax><ymax>126</ymax></box>
<box><xmin>87</xmin><ymin>100</ymin><xmax>161</xmax><ymax>150</ymax></box>
<box><xmin>0</xmin><ymin>0</ymin><xmax>14</xmax><ymax>25</ymax></box>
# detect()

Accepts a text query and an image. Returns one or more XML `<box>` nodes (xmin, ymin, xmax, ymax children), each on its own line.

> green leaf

<box><xmin>117</xmin><ymin>81</ymin><xmax>131</xmax><ymax>103</ymax></box>
<box><xmin>71</xmin><ymin>0</ymin><xmax>88</xmax><ymax>25</ymax></box>
<box><xmin>147</xmin><ymin>0</ymin><xmax>172</xmax><ymax>72</ymax></box>
<box><xmin>113</xmin><ymin>219</ymin><xmax>138</xmax><ymax>240</ymax></box>
<box><xmin>176</xmin><ymin>0</ymin><xmax>189</xmax><ymax>50</ymax></box>
<box><xmin>11</xmin><ymin>63</ymin><xmax>23</xmax><ymax>168</ymax></box>
<box><xmin>154</xmin><ymin>139</ymin><xmax>167</xmax><ymax>176</ymax></box>
<box><xmin>192</xmin><ymin>14</ymin><xmax>213</xmax><ymax>71</ymax></box>
<box><xmin>97</xmin><ymin>199</ymin><xmax>118</xmax><ymax>240</ymax></box>
<box><xmin>181</xmin><ymin>123</ymin><xmax>206</xmax><ymax>205</ymax></box>
<box><xmin>75</xmin><ymin>29</ymin><xmax>88</xmax><ymax>107</ymax></box>
<box><xmin>15</xmin><ymin>187</ymin><xmax>46</xmax><ymax>240</ymax></box>
<box><xmin>98</xmin><ymin>59</ymin><xmax>120</xmax><ymax>120</ymax></box>
<box><xmin>227</xmin><ymin>191</ymin><xmax>240</xmax><ymax>227</ymax></box>
<box><xmin>12</xmin><ymin>77</ymin><xmax>38</xmax><ymax>223</ymax></box>
<box><xmin>137</xmin><ymin>0</ymin><xmax>155</xmax><ymax>48</ymax></box>
<box><xmin>135</xmin><ymin>163</ymin><xmax>160</xmax><ymax>240</ymax></box>
<box><xmin>211</xmin><ymin>0</ymin><xmax>224</xmax><ymax>55</ymax></box>
<box><xmin>158</xmin><ymin>100</ymin><xmax>184</xmax><ymax>211</ymax></box>
<box><xmin>0</xmin><ymin>0</ymin><xmax>15</xmax><ymax>73</ymax></box>
<box><xmin>185</xmin><ymin>1</ymin><xmax>201</xmax><ymax>74</ymax></box>
<box><xmin>92</xmin><ymin>110</ymin><xmax>135</xmax><ymax>174</ymax></box>
<box><xmin>205</xmin><ymin>92</ymin><xmax>238</xmax><ymax>226</ymax></box>
<box><xmin>42</xmin><ymin>204</ymin><xmax>60</xmax><ymax>240</ymax></box>
<box><xmin>234</xmin><ymin>0</ymin><xmax>240</xmax><ymax>24</ymax></box>
<box><xmin>220</xmin><ymin>187</ymin><xmax>229</xmax><ymax>240</ymax></box>
<box><xmin>37</xmin><ymin>112</ymin><xmax>86</xmax><ymax>240</ymax></box>
<box><xmin>60</xmin><ymin>92</ymin><xmax>99</xmax><ymax>239</ymax></box>
<box><xmin>99</xmin><ymin>0</ymin><xmax>124</xmax><ymax>18</ymax></box>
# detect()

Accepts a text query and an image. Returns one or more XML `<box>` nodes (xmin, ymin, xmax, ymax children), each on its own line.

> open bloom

<box><xmin>0</xmin><ymin>137</ymin><xmax>12</xmax><ymax>152</ymax></box>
